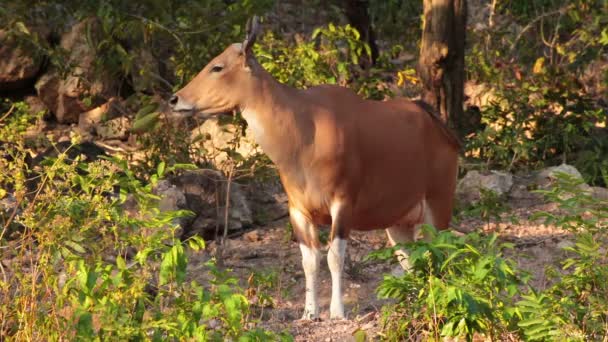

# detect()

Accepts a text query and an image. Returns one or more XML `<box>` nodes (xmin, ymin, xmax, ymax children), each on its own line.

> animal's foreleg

<box><xmin>299</xmin><ymin>243</ymin><xmax>321</xmax><ymax>320</ymax></box>
<box><xmin>291</xmin><ymin>207</ymin><xmax>321</xmax><ymax>320</ymax></box>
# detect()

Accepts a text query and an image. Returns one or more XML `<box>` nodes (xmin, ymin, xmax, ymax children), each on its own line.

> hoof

<box><xmin>299</xmin><ymin>310</ymin><xmax>320</xmax><ymax>322</ymax></box>
<box><xmin>329</xmin><ymin>309</ymin><xmax>345</xmax><ymax>320</ymax></box>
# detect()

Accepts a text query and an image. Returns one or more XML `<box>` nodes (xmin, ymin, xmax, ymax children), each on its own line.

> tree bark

<box><xmin>418</xmin><ymin>0</ymin><xmax>467</xmax><ymax>133</ymax></box>
<box><xmin>342</xmin><ymin>0</ymin><xmax>379</xmax><ymax>66</ymax></box>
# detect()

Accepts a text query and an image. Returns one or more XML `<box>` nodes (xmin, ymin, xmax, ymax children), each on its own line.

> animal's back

<box><xmin>298</xmin><ymin>85</ymin><xmax>458</xmax><ymax>230</ymax></box>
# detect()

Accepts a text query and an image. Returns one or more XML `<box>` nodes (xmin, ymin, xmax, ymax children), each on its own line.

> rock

<box><xmin>22</xmin><ymin>96</ymin><xmax>50</xmax><ymax>145</ymax></box>
<box><xmin>535</xmin><ymin>164</ymin><xmax>590</xmax><ymax>190</ymax></box>
<box><xmin>456</xmin><ymin>170</ymin><xmax>513</xmax><ymax>204</ymax></box>
<box><xmin>247</xmin><ymin>178</ymin><xmax>289</xmax><ymax>225</ymax></box>
<box><xmin>464</xmin><ymin>82</ymin><xmax>500</xmax><ymax>110</ymax></box>
<box><xmin>243</xmin><ymin>229</ymin><xmax>260</xmax><ymax>242</ymax></box>
<box><xmin>190</xmin><ymin>118</ymin><xmax>262</xmax><ymax>172</ymax></box>
<box><xmin>131</xmin><ymin>48</ymin><xmax>161</xmax><ymax>93</ymax></box>
<box><xmin>0</xmin><ymin>29</ymin><xmax>44</xmax><ymax>91</ymax></box>
<box><xmin>95</xmin><ymin>117</ymin><xmax>130</xmax><ymax>140</ymax></box>
<box><xmin>155</xmin><ymin>180</ymin><xmax>187</xmax><ymax>212</ymax></box>
<box><xmin>0</xmin><ymin>193</ymin><xmax>18</xmax><ymax>217</ymax></box>
<box><xmin>153</xmin><ymin>180</ymin><xmax>188</xmax><ymax>237</ymax></box>
<box><xmin>167</xmin><ymin>169</ymin><xmax>253</xmax><ymax>239</ymax></box>
<box><xmin>35</xmin><ymin>18</ymin><xmax>119</xmax><ymax>123</ymax></box>
<box><xmin>78</xmin><ymin>97</ymin><xmax>122</xmax><ymax>134</ymax></box>
<box><xmin>556</xmin><ymin>239</ymin><xmax>574</xmax><ymax>250</ymax></box>
<box><xmin>591</xmin><ymin>187</ymin><xmax>608</xmax><ymax>201</ymax></box>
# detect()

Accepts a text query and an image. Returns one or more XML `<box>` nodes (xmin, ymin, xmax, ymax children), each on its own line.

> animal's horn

<box><xmin>243</xmin><ymin>15</ymin><xmax>260</xmax><ymax>54</ymax></box>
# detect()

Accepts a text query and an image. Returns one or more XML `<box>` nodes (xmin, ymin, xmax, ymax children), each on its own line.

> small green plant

<box><xmin>459</xmin><ymin>187</ymin><xmax>513</xmax><ymax>229</ymax></box>
<box><xmin>246</xmin><ymin>268</ymin><xmax>279</xmax><ymax>319</ymax></box>
<box><xmin>0</xmin><ymin>99</ymin><xmax>46</xmax><ymax>144</ymax></box>
<box><xmin>517</xmin><ymin>172</ymin><xmax>608</xmax><ymax>341</ymax></box>
<box><xmin>0</xmin><ymin>144</ymin><xmax>288</xmax><ymax>340</ymax></box>
<box><xmin>255</xmin><ymin>23</ymin><xmax>392</xmax><ymax>100</ymax></box>
<box><xmin>368</xmin><ymin>226</ymin><xmax>527</xmax><ymax>341</ymax></box>
<box><xmin>532</xmin><ymin>172</ymin><xmax>607</xmax><ymax>234</ymax></box>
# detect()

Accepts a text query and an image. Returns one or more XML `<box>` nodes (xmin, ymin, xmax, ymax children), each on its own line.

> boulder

<box><xmin>591</xmin><ymin>187</ymin><xmax>608</xmax><ymax>201</ymax></box>
<box><xmin>95</xmin><ymin>117</ymin><xmax>130</xmax><ymax>140</ymax></box>
<box><xmin>246</xmin><ymin>177</ymin><xmax>289</xmax><ymax>225</ymax></box>
<box><xmin>155</xmin><ymin>169</ymin><xmax>253</xmax><ymax>239</ymax></box>
<box><xmin>456</xmin><ymin>170</ymin><xmax>513</xmax><ymax>204</ymax></box>
<box><xmin>534</xmin><ymin>164</ymin><xmax>590</xmax><ymax>190</ymax></box>
<box><xmin>190</xmin><ymin>118</ymin><xmax>262</xmax><ymax>172</ymax></box>
<box><xmin>0</xmin><ymin>29</ymin><xmax>44</xmax><ymax>91</ymax></box>
<box><xmin>78</xmin><ymin>97</ymin><xmax>122</xmax><ymax>134</ymax></box>
<box><xmin>35</xmin><ymin>18</ymin><xmax>119</xmax><ymax>123</ymax></box>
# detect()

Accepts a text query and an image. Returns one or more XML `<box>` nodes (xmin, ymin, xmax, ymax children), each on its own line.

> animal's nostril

<box><xmin>169</xmin><ymin>94</ymin><xmax>178</xmax><ymax>107</ymax></box>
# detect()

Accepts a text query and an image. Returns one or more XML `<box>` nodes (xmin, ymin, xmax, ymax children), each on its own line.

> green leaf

<box><xmin>157</xmin><ymin>161</ymin><xmax>166</xmax><ymax>178</ymax></box>
<box><xmin>353</xmin><ymin>329</ymin><xmax>367</xmax><ymax>342</ymax></box>
<box><xmin>131</xmin><ymin>112</ymin><xmax>161</xmax><ymax>133</ymax></box>
<box><xmin>116</xmin><ymin>255</ymin><xmax>126</xmax><ymax>270</ymax></box>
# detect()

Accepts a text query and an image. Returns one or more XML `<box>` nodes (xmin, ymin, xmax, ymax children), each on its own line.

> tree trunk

<box><xmin>418</xmin><ymin>0</ymin><xmax>467</xmax><ymax>133</ymax></box>
<box><xmin>342</xmin><ymin>0</ymin><xmax>379</xmax><ymax>66</ymax></box>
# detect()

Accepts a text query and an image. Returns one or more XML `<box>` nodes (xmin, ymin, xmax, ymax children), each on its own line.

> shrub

<box><xmin>517</xmin><ymin>173</ymin><xmax>608</xmax><ymax>341</ymax></box>
<box><xmin>367</xmin><ymin>226</ymin><xmax>527</xmax><ymax>341</ymax></box>
<box><xmin>0</xmin><ymin>144</ymin><xmax>289</xmax><ymax>340</ymax></box>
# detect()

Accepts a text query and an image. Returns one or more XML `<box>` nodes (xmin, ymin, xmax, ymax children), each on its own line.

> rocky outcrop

<box><xmin>456</xmin><ymin>170</ymin><xmax>514</xmax><ymax>204</ymax></box>
<box><xmin>190</xmin><ymin>118</ymin><xmax>262</xmax><ymax>171</ymax></box>
<box><xmin>154</xmin><ymin>169</ymin><xmax>253</xmax><ymax>239</ymax></box>
<box><xmin>0</xmin><ymin>29</ymin><xmax>44</xmax><ymax>91</ymax></box>
<box><xmin>35</xmin><ymin>18</ymin><xmax>119</xmax><ymax>123</ymax></box>
<box><xmin>534</xmin><ymin>164</ymin><xmax>590</xmax><ymax>191</ymax></box>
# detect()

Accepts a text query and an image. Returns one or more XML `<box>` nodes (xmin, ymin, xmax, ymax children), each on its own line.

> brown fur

<box><xmin>172</xmin><ymin>42</ymin><xmax>460</xmax><ymax>248</ymax></box>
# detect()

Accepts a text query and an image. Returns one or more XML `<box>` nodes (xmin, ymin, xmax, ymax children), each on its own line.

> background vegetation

<box><xmin>0</xmin><ymin>0</ymin><xmax>606</xmax><ymax>340</ymax></box>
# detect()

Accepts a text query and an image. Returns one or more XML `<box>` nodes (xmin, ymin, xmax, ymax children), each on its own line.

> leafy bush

<box><xmin>367</xmin><ymin>226</ymin><xmax>527</xmax><ymax>341</ymax></box>
<box><xmin>255</xmin><ymin>23</ymin><xmax>392</xmax><ymax>100</ymax></box>
<box><xmin>465</xmin><ymin>0</ymin><xmax>608</xmax><ymax>184</ymax></box>
<box><xmin>371</xmin><ymin>173</ymin><xmax>608</xmax><ymax>341</ymax></box>
<box><xmin>517</xmin><ymin>173</ymin><xmax>608</xmax><ymax>341</ymax></box>
<box><xmin>0</xmin><ymin>144</ymin><xmax>289</xmax><ymax>340</ymax></box>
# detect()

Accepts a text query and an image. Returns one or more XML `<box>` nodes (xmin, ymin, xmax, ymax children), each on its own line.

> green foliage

<box><xmin>532</xmin><ymin>172</ymin><xmax>607</xmax><ymax>234</ymax></box>
<box><xmin>0</xmin><ymin>145</ymin><xmax>287</xmax><ymax>340</ymax></box>
<box><xmin>0</xmin><ymin>100</ymin><xmax>45</xmax><ymax>144</ymax></box>
<box><xmin>255</xmin><ymin>23</ymin><xmax>391</xmax><ymax>100</ymax></box>
<box><xmin>458</xmin><ymin>188</ymin><xmax>512</xmax><ymax>228</ymax></box>
<box><xmin>465</xmin><ymin>0</ymin><xmax>607</xmax><ymax>185</ymax></box>
<box><xmin>368</xmin><ymin>226</ymin><xmax>526</xmax><ymax>341</ymax></box>
<box><xmin>368</xmin><ymin>0</ymin><xmax>422</xmax><ymax>45</ymax></box>
<box><xmin>246</xmin><ymin>268</ymin><xmax>279</xmax><ymax>311</ymax></box>
<box><xmin>518</xmin><ymin>173</ymin><xmax>608</xmax><ymax>341</ymax></box>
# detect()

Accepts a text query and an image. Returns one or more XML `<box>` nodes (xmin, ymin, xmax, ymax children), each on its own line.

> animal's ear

<box><xmin>242</xmin><ymin>16</ymin><xmax>260</xmax><ymax>62</ymax></box>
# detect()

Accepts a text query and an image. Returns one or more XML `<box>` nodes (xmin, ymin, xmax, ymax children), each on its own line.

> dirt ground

<box><xmin>187</xmin><ymin>195</ymin><xmax>573</xmax><ymax>341</ymax></box>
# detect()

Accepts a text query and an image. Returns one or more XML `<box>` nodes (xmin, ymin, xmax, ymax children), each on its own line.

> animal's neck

<box><xmin>239</xmin><ymin>69</ymin><xmax>312</xmax><ymax>170</ymax></box>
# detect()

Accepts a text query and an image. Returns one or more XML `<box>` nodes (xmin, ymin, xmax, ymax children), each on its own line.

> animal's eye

<box><xmin>210</xmin><ymin>65</ymin><xmax>224</xmax><ymax>73</ymax></box>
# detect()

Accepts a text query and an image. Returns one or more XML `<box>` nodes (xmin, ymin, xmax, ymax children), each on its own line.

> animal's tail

<box><xmin>413</xmin><ymin>100</ymin><xmax>462</xmax><ymax>151</ymax></box>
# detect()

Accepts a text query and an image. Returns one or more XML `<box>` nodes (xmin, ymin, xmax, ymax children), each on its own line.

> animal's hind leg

<box><xmin>386</xmin><ymin>224</ymin><xmax>416</xmax><ymax>271</ymax></box>
<box><xmin>385</xmin><ymin>200</ymin><xmax>430</xmax><ymax>271</ymax></box>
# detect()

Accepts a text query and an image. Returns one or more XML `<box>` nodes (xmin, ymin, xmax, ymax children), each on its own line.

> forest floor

<box><xmin>188</xmin><ymin>193</ymin><xmax>571</xmax><ymax>341</ymax></box>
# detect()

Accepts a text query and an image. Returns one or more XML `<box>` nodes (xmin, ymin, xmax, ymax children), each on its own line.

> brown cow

<box><xmin>170</xmin><ymin>17</ymin><xmax>460</xmax><ymax>320</ymax></box>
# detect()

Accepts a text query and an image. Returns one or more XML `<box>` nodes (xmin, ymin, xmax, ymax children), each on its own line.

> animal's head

<box><xmin>169</xmin><ymin>16</ymin><xmax>261</xmax><ymax>117</ymax></box>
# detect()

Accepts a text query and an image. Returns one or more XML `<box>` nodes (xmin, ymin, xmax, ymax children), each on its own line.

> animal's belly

<box><xmin>351</xmin><ymin>196</ymin><xmax>424</xmax><ymax>230</ymax></box>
